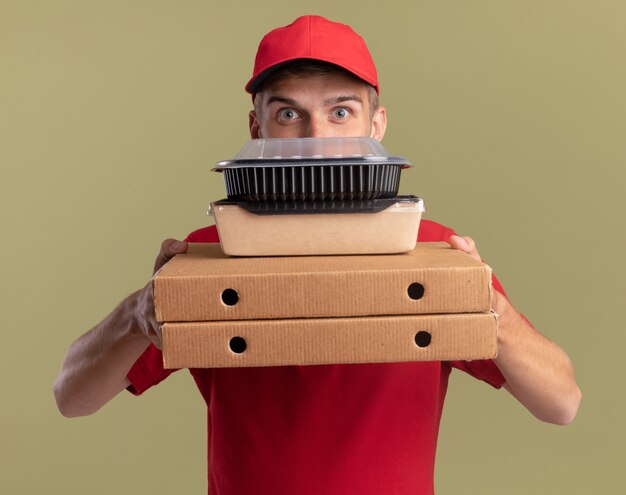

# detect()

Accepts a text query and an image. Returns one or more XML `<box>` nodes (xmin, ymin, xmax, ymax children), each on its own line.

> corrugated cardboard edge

<box><xmin>153</xmin><ymin>243</ymin><xmax>493</xmax><ymax>321</ymax></box>
<box><xmin>162</xmin><ymin>313</ymin><xmax>498</xmax><ymax>368</ymax></box>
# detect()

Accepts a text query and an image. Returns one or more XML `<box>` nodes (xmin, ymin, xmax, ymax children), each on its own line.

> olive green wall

<box><xmin>2</xmin><ymin>1</ymin><xmax>623</xmax><ymax>493</ymax></box>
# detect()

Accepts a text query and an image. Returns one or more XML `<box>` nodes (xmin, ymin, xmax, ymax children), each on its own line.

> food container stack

<box><xmin>208</xmin><ymin>137</ymin><xmax>424</xmax><ymax>256</ymax></box>
<box><xmin>153</xmin><ymin>137</ymin><xmax>498</xmax><ymax>368</ymax></box>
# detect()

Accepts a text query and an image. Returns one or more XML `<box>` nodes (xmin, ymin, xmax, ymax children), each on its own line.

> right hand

<box><xmin>136</xmin><ymin>238</ymin><xmax>188</xmax><ymax>349</ymax></box>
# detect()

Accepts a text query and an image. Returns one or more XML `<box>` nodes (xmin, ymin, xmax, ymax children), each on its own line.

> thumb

<box><xmin>448</xmin><ymin>235</ymin><xmax>482</xmax><ymax>263</ymax></box>
<box><xmin>153</xmin><ymin>239</ymin><xmax>188</xmax><ymax>274</ymax></box>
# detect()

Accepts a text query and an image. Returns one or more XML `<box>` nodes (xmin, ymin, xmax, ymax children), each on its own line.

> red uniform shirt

<box><xmin>128</xmin><ymin>220</ymin><xmax>506</xmax><ymax>494</ymax></box>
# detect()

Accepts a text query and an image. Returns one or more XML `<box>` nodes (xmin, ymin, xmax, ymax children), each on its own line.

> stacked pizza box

<box><xmin>153</xmin><ymin>137</ymin><xmax>497</xmax><ymax>368</ymax></box>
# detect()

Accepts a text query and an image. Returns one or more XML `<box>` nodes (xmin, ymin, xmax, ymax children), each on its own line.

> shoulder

<box><xmin>184</xmin><ymin>225</ymin><xmax>220</xmax><ymax>243</ymax></box>
<box><xmin>417</xmin><ymin>219</ymin><xmax>457</xmax><ymax>243</ymax></box>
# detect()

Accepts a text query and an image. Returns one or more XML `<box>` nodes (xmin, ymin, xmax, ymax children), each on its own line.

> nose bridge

<box><xmin>305</xmin><ymin>112</ymin><xmax>328</xmax><ymax>138</ymax></box>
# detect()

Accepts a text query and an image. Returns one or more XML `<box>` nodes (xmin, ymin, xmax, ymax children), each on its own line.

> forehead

<box><xmin>255</xmin><ymin>71</ymin><xmax>370</xmax><ymax>105</ymax></box>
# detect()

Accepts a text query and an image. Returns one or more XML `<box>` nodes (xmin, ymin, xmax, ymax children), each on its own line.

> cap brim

<box><xmin>245</xmin><ymin>58</ymin><xmax>379</xmax><ymax>95</ymax></box>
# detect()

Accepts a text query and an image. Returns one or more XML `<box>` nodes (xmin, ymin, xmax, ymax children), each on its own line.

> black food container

<box><xmin>214</xmin><ymin>137</ymin><xmax>412</xmax><ymax>202</ymax></box>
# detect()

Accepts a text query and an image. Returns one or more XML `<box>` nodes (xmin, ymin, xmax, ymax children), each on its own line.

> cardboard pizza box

<box><xmin>153</xmin><ymin>242</ymin><xmax>492</xmax><ymax>322</ymax></box>
<box><xmin>161</xmin><ymin>312</ymin><xmax>498</xmax><ymax>368</ymax></box>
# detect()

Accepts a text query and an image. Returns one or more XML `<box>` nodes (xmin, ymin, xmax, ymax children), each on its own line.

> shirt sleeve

<box><xmin>127</xmin><ymin>344</ymin><xmax>177</xmax><ymax>395</ymax></box>
<box><xmin>448</xmin><ymin>271</ymin><xmax>512</xmax><ymax>389</ymax></box>
<box><xmin>448</xmin><ymin>359</ymin><xmax>506</xmax><ymax>389</ymax></box>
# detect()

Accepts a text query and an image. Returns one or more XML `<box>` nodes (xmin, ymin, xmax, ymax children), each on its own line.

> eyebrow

<box><xmin>264</xmin><ymin>94</ymin><xmax>364</xmax><ymax>107</ymax></box>
<box><xmin>265</xmin><ymin>96</ymin><xmax>299</xmax><ymax>106</ymax></box>
<box><xmin>323</xmin><ymin>95</ymin><xmax>364</xmax><ymax>106</ymax></box>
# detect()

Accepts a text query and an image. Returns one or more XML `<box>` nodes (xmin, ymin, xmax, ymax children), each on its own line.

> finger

<box><xmin>137</xmin><ymin>284</ymin><xmax>163</xmax><ymax>349</ymax></box>
<box><xmin>162</xmin><ymin>238</ymin><xmax>188</xmax><ymax>258</ymax></box>
<box><xmin>153</xmin><ymin>238</ymin><xmax>188</xmax><ymax>274</ymax></box>
<box><xmin>448</xmin><ymin>235</ymin><xmax>482</xmax><ymax>263</ymax></box>
<box><xmin>153</xmin><ymin>324</ymin><xmax>163</xmax><ymax>350</ymax></box>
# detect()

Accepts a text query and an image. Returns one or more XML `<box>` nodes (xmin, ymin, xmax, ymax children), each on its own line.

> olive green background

<box><xmin>2</xmin><ymin>1</ymin><xmax>624</xmax><ymax>493</ymax></box>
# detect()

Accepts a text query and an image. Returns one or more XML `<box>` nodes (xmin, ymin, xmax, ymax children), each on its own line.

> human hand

<box><xmin>447</xmin><ymin>234</ymin><xmax>482</xmax><ymax>263</ymax></box>
<box><xmin>448</xmin><ymin>235</ymin><xmax>581</xmax><ymax>423</ymax></box>
<box><xmin>136</xmin><ymin>239</ymin><xmax>188</xmax><ymax>349</ymax></box>
<box><xmin>447</xmin><ymin>234</ymin><xmax>508</xmax><ymax>316</ymax></box>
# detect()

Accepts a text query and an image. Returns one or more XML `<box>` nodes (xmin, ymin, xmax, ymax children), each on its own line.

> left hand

<box><xmin>448</xmin><ymin>234</ymin><xmax>502</xmax><ymax>312</ymax></box>
<box><xmin>447</xmin><ymin>234</ymin><xmax>481</xmax><ymax>262</ymax></box>
<box><xmin>446</xmin><ymin>234</ymin><xmax>582</xmax><ymax>425</ymax></box>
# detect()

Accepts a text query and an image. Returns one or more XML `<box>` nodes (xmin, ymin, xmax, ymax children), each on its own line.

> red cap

<box><xmin>245</xmin><ymin>15</ymin><xmax>379</xmax><ymax>95</ymax></box>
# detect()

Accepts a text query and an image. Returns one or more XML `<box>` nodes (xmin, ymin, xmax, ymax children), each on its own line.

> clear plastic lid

<box><xmin>214</xmin><ymin>137</ymin><xmax>411</xmax><ymax>169</ymax></box>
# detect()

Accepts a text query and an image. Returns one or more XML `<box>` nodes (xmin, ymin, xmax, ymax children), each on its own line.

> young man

<box><xmin>54</xmin><ymin>15</ymin><xmax>581</xmax><ymax>494</ymax></box>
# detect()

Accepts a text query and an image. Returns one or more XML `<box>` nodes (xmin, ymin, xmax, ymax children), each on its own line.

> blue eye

<box><xmin>278</xmin><ymin>109</ymin><xmax>299</xmax><ymax>120</ymax></box>
<box><xmin>333</xmin><ymin>107</ymin><xmax>349</xmax><ymax>119</ymax></box>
